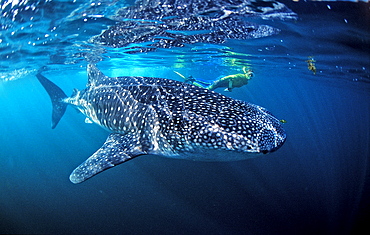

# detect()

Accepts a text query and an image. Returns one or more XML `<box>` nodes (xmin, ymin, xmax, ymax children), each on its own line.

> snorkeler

<box><xmin>208</xmin><ymin>67</ymin><xmax>253</xmax><ymax>92</ymax></box>
<box><xmin>174</xmin><ymin>67</ymin><xmax>253</xmax><ymax>92</ymax></box>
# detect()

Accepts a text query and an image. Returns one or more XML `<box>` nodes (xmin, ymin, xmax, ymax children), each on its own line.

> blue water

<box><xmin>1</xmin><ymin>0</ymin><xmax>370</xmax><ymax>234</ymax></box>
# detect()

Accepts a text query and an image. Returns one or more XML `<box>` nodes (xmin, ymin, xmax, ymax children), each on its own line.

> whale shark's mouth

<box><xmin>258</xmin><ymin>124</ymin><xmax>287</xmax><ymax>153</ymax></box>
<box><xmin>264</xmin><ymin>135</ymin><xmax>287</xmax><ymax>154</ymax></box>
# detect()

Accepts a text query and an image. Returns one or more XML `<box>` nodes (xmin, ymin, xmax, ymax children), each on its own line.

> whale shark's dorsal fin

<box><xmin>69</xmin><ymin>133</ymin><xmax>146</xmax><ymax>184</ymax></box>
<box><xmin>87</xmin><ymin>64</ymin><xmax>107</xmax><ymax>87</ymax></box>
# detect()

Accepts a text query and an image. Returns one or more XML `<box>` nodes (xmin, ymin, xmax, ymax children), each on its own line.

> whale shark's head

<box><xmin>182</xmin><ymin>97</ymin><xmax>286</xmax><ymax>157</ymax></box>
<box><xmin>246</xmin><ymin>105</ymin><xmax>286</xmax><ymax>154</ymax></box>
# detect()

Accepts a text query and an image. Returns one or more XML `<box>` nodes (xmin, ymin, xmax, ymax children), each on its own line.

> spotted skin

<box><xmin>38</xmin><ymin>64</ymin><xmax>286</xmax><ymax>184</ymax></box>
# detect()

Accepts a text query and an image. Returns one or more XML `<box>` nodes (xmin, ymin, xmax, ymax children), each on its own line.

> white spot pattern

<box><xmin>67</xmin><ymin>64</ymin><xmax>286</xmax><ymax>183</ymax></box>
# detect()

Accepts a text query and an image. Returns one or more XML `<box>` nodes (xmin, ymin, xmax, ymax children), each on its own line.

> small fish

<box><xmin>306</xmin><ymin>56</ymin><xmax>317</xmax><ymax>75</ymax></box>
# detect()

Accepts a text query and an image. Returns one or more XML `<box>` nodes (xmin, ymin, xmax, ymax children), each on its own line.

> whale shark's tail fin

<box><xmin>36</xmin><ymin>73</ymin><xmax>68</xmax><ymax>129</ymax></box>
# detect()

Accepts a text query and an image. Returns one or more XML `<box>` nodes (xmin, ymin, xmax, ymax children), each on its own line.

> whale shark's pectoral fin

<box><xmin>69</xmin><ymin>133</ymin><xmax>145</xmax><ymax>184</ymax></box>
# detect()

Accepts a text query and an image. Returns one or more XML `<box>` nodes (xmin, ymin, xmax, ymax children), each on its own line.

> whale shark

<box><xmin>37</xmin><ymin>64</ymin><xmax>286</xmax><ymax>184</ymax></box>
